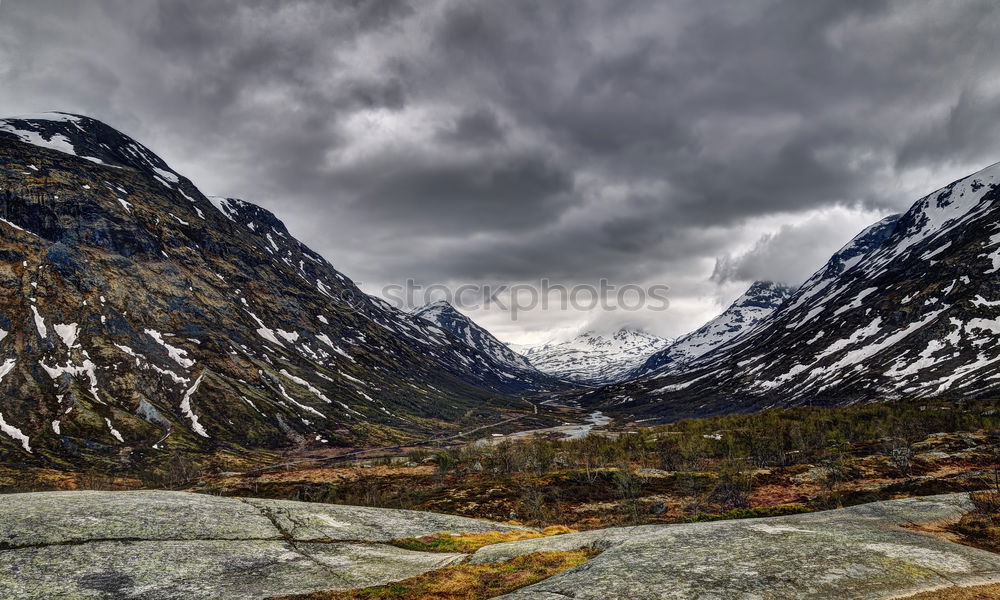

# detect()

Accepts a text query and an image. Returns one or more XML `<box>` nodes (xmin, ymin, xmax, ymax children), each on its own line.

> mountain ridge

<box><xmin>0</xmin><ymin>112</ymin><xmax>558</xmax><ymax>464</ymax></box>
<box><xmin>411</xmin><ymin>300</ymin><xmax>561</xmax><ymax>379</ymax></box>
<box><xmin>631</xmin><ymin>280</ymin><xmax>797</xmax><ymax>378</ymax></box>
<box><xmin>514</xmin><ymin>328</ymin><xmax>673</xmax><ymax>385</ymax></box>
<box><xmin>588</xmin><ymin>161</ymin><xmax>1000</xmax><ymax>420</ymax></box>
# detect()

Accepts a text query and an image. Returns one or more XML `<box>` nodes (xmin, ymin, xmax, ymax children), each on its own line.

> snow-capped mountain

<box><xmin>411</xmin><ymin>300</ymin><xmax>546</xmax><ymax>375</ymax></box>
<box><xmin>631</xmin><ymin>281</ymin><xmax>796</xmax><ymax>378</ymax></box>
<box><xmin>0</xmin><ymin>112</ymin><xmax>561</xmax><ymax>463</ymax></box>
<box><xmin>589</xmin><ymin>161</ymin><xmax>1000</xmax><ymax>421</ymax></box>
<box><xmin>514</xmin><ymin>328</ymin><xmax>673</xmax><ymax>385</ymax></box>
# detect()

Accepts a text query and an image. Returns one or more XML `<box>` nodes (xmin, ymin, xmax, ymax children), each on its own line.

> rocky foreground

<box><xmin>2</xmin><ymin>491</ymin><xmax>1000</xmax><ymax>599</ymax></box>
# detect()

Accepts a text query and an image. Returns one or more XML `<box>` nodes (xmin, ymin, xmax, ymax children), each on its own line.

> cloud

<box><xmin>2</xmin><ymin>0</ymin><xmax>1000</xmax><ymax>341</ymax></box>
<box><xmin>334</xmin><ymin>150</ymin><xmax>576</xmax><ymax>235</ymax></box>
<box><xmin>897</xmin><ymin>89</ymin><xmax>1000</xmax><ymax>171</ymax></box>
<box><xmin>710</xmin><ymin>207</ymin><xmax>892</xmax><ymax>287</ymax></box>
<box><xmin>436</xmin><ymin>107</ymin><xmax>506</xmax><ymax>146</ymax></box>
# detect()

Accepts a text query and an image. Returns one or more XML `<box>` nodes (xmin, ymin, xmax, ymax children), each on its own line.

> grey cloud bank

<box><xmin>2</xmin><ymin>0</ymin><xmax>999</xmax><ymax>342</ymax></box>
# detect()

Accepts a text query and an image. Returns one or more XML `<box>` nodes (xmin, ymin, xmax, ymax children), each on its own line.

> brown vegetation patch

<box><xmin>268</xmin><ymin>549</ymin><xmax>598</xmax><ymax>600</ymax></box>
<box><xmin>948</xmin><ymin>490</ymin><xmax>1000</xmax><ymax>553</ymax></box>
<box><xmin>242</xmin><ymin>465</ymin><xmax>436</xmax><ymax>485</ymax></box>
<box><xmin>389</xmin><ymin>526</ymin><xmax>575</xmax><ymax>553</ymax></box>
<box><xmin>896</xmin><ymin>583</ymin><xmax>1000</xmax><ymax>599</ymax></box>
<box><xmin>0</xmin><ymin>467</ymin><xmax>144</xmax><ymax>493</ymax></box>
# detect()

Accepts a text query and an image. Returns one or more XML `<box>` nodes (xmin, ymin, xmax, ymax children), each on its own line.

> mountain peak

<box><xmin>516</xmin><ymin>328</ymin><xmax>672</xmax><ymax>385</ymax></box>
<box><xmin>411</xmin><ymin>300</ymin><xmax>542</xmax><ymax>373</ymax></box>
<box><xmin>413</xmin><ymin>299</ymin><xmax>457</xmax><ymax>315</ymax></box>
<box><xmin>631</xmin><ymin>279</ymin><xmax>797</xmax><ymax>378</ymax></box>
<box><xmin>0</xmin><ymin>113</ymin><xmax>182</xmax><ymax>183</ymax></box>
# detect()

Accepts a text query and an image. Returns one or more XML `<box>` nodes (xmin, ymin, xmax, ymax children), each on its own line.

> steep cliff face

<box><xmin>0</xmin><ymin>113</ymin><xmax>554</xmax><ymax>466</ymax></box>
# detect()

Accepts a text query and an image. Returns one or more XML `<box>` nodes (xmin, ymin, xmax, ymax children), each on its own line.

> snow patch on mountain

<box><xmin>598</xmin><ymin>161</ymin><xmax>1000</xmax><ymax>419</ymax></box>
<box><xmin>634</xmin><ymin>281</ymin><xmax>796</xmax><ymax>378</ymax></box>
<box><xmin>514</xmin><ymin>328</ymin><xmax>673</xmax><ymax>385</ymax></box>
<box><xmin>411</xmin><ymin>301</ymin><xmax>536</xmax><ymax>371</ymax></box>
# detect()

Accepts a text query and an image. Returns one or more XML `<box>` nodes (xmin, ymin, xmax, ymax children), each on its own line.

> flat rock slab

<box><xmin>0</xmin><ymin>490</ymin><xmax>521</xmax><ymax>599</ymax></box>
<box><xmin>5</xmin><ymin>491</ymin><xmax>1000</xmax><ymax>599</ymax></box>
<box><xmin>0</xmin><ymin>491</ymin><xmax>277</xmax><ymax>548</ymax></box>
<box><xmin>3</xmin><ymin>540</ymin><xmax>464</xmax><ymax>600</ymax></box>
<box><xmin>240</xmin><ymin>496</ymin><xmax>523</xmax><ymax>542</ymax></box>
<box><xmin>474</xmin><ymin>494</ymin><xmax>1000</xmax><ymax>599</ymax></box>
<box><xmin>0</xmin><ymin>490</ymin><xmax>521</xmax><ymax>548</ymax></box>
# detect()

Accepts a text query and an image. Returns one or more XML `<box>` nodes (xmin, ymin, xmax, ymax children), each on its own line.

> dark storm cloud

<box><xmin>2</xmin><ymin>0</ymin><xmax>1000</xmax><ymax>338</ymax></box>
<box><xmin>897</xmin><ymin>90</ymin><xmax>1000</xmax><ymax>171</ymax></box>
<box><xmin>335</xmin><ymin>151</ymin><xmax>576</xmax><ymax>234</ymax></box>
<box><xmin>437</xmin><ymin>108</ymin><xmax>506</xmax><ymax>146</ymax></box>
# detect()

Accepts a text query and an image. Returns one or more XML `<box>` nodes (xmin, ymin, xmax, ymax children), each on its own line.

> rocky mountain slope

<box><xmin>591</xmin><ymin>162</ymin><xmax>1000</xmax><ymax>420</ymax></box>
<box><xmin>513</xmin><ymin>329</ymin><xmax>672</xmax><ymax>385</ymax></box>
<box><xmin>0</xmin><ymin>112</ymin><xmax>558</xmax><ymax>467</ymax></box>
<box><xmin>411</xmin><ymin>300</ymin><xmax>550</xmax><ymax>376</ymax></box>
<box><xmin>631</xmin><ymin>280</ymin><xmax>796</xmax><ymax>378</ymax></box>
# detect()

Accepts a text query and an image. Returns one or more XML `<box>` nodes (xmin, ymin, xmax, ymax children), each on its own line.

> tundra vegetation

<box><xmin>4</xmin><ymin>399</ymin><xmax>1000</xmax><ymax>530</ymax></box>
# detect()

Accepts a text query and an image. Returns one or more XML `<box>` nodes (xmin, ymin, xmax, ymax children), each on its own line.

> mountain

<box><xmin>631</xmin><ymin>281</ymin><xmax>796</xmax><ymax>378</ymax></box>
<box><xmin>513</xmin><ymin>328</ymin><xmax>673</xmax><ymax>385</ymax></box>
<box><xmin>590</xmin><ymin>162</ymin><xmax>1000</xmax><ymax>421</ymax></box>
<box><xmin>0</xmin><ymin>112</ymin><xmax>558</xmax><ymax>465</ymax></box>
<box><xmin>411</xmin><ymin>300</ymin><xmax>542</xmax><ymax>374</ymax></box>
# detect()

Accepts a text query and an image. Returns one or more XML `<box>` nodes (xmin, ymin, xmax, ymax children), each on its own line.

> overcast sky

<box><xmin>2</xmin><ymin>1</ymin><xmax>1000</xmax><ymax>343</ymax></box>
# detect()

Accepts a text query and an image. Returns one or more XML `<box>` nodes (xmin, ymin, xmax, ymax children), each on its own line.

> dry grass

<box><xmin>970</xmin><ymin>490</ymin><xmax>1000</xmax><ymax>514</ymax></box>
<box><xmin>269</xmin><ymin>549</ymin><xmax>597</xmax><ymax>600</ymax></box>
<box><xmin>0</xmin><ymin>467</ymin><xmax>145</xmax><ymax>493</ymax></box>
<box><xmin>949</xmin><ymin>490</ymin><xmax>1000</xmax><ymax>554</ymax></box>
<box><xmin>389</xmin><ymin>526</ymin><xmax>575</xmax><ymax>553</ymax></box>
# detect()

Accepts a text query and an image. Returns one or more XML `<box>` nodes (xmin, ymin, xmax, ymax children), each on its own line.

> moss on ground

<box><xmin>268</xmin><ymin>549</ymin><xmax>597</xmax><ymax>600</ymax></box>
<box><xmin>389</xmin><ymin>526</ymin><xmax>575</xmax><ymax>553</ymax></box>
<box><xmin>681</xmin><ymin>504</ymin><xmax>813</xmax><ymax>523</ymax></box>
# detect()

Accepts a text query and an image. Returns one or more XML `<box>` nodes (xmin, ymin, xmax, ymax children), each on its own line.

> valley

<box><xmin>7</xmin><ymin>398</ymin><xmax>1000</xmax><ymax>598</ymax></box>
<box><xmin>4</xmin><ymin>114</ymin><xmax>1000</xmax><ymax>598</ymax></box>
<box><xmin>6</xmin><ymin>2</ymin><xmax>1000</xmax><ymax>597</ymax></box>
<box><xmin>7</xmin><ymin>398</ymin><xmax>1000</xmax><ymax>536</ymax></box>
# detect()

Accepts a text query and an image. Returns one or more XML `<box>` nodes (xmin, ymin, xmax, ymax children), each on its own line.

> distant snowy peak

<box><xmin>516</xmin><ymin>328</ymin><xmax>673</xmax><ymax>385</ymax></box>
<box><xmin>411</xmin><ymin>301</ymin><xmax>535</xmax><ymax>371</ymax></box>
<box><xmin>634</xmin><ymin>280</ymin><xmax>796</xmax><ymax>377</ymax></box>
